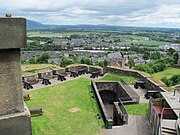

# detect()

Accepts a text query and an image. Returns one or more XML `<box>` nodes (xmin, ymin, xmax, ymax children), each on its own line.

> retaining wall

<box><xmin>105</xmin><ymin>66</ymin><xmax>166</xmax><ymax>92</ymax></box>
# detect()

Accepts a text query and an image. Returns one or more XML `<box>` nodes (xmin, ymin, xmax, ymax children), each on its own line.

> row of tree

<box><xmin>134</xmin><ymin>57</ymin><xmax>174</xmax><ymax>74</ymax></box>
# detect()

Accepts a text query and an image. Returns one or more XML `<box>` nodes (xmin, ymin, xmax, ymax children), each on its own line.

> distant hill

<box><xmin>26</xmin><ymin>19</ymin><xmax>180</xmax><ymax>32</ymax></box>
<box><xmin>27</xmin><ymin>20</ymin><xmax>45</xmax><ymax>30</ymax></box>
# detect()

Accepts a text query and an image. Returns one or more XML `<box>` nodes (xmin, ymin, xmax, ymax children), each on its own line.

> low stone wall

<box><xmin>105</xmin><ymin>66</ymin><xmax>166</xmax><ymax>92</ymax></box>
<box><xmin>22</xmin><ymin>74</ymin><xmax>39</xmax><ymax>85</ymax></box>
<box><xmin>92</xmin><ymin>81</ymin><xmax>135</xmax><ymax>128</ymax></box>
<box><xmin>95</xmin><ymin>82</ymin><xmax>132</xmax><ymax>101</ymax></box>
<box><xmin>89</xmin><ymin>65</ymin><xmax>103</xmax><ymax>74</ymax></box>
<box><xmin>91</xmin><ymin>81</ymin><xmax>110</xmax><ymax>126</ymax></box>
<box><xmin>38</xmin><ymin>71</ymin><xmax>53</xmax><ymax>79</ymax></box>
<box><xmin>66</xmin><ymin>64</ymin><xmax>88</xmax><ymax>72</ymax></box>
<box><xmin>53</xmin><ymin>68</ymin><xmax>67</xmax><ymax>76</ymax></box>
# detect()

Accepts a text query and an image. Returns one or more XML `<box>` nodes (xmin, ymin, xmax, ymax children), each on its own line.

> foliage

<box><xmin>98</xmin><ymin>60</ymin><xmax>108</xmax><ymax>68</ymax></box>
<box><xmin>161</xmin><ymin>74</ymin><xmax>180</xmax><ymax>86</ymax></box>
<box><xmin>143</xmin><ymin>51</ymin><xmax>150</xmax><ymax>60</ymax></box>
<box><xmin>173</xmin><ymin>52</ymin><xmax>179</xmax><ymax>64</ymax></box>
<box><xmin>152</xmin><ymin>68</ymin><xmax>180</xmax><ymax>80</ymax></box>
<box><xmin>134</xmin><ymin>56</ymin><xmax>174</xmax><ymax>74</ymax></box>
<box><xmin>29</xmin><ymin>57</ymin><xmax>37</xmax><ymax>64</ymax></box>
<box><xmin>81</xmin><ymin>57</ymin><xmax>93</xmax><ymax>65</ymax></box>
<box><xmin>61</xmin><ymin>58</ymin><xmax>75</xmax><ymax>67</ymax></box>
<box><xmin>150</xmin><ymin>51</ymin><xmax>161</xmax><ymax>60</ymax></box>
<box><xmin>36</xmin><ymin>53</ymin><xmax>50</xmax><ymax>64</ymax></box>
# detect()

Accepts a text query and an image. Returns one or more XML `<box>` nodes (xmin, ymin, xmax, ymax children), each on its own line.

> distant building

<box><xmin>106</xmin><ymin>52</ymin><xmax>128</xmax><ymax>68</ymax></box>
<box><xmin>159</xmin><ymin>44</ymin><xmax>180</xmax><ymax>51</ymax></box>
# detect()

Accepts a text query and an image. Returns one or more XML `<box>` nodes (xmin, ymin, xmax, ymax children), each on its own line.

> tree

<box><xmin>61</xmin><ymin>58</ymin><xmax>75</xmax><ymax>67</ymax></box>
<box><xmin>143</xmin><ymin>51</ymin><xmax>150</xmax><ymax>60</ymax></box>
<box><xmin>36</xmin><ymin>53</ymin><xmax>50</xmax><ymax>64</ymax></box>
<box><xmin>29</xmin><ymin>56</ymin><xmax>37</xmax><ymax>64</ymax></box>
<box><xmin>167</xmin><ymin>48</ymin><xmax>176</xmax><ymax>56</ymax></box>
<box><xmin>98</xmin><ymin>60</ymin><xmax>108</xmax><ymax>68</ymax></box>
<box><xmin>173</xmin><ymin>52</ymin><xmax>179</xmax><ymax>64</ymax></box>
<box><xmin>150</xmin><ymin>51</ymin><xmax>161</xmax><ymax>60</ymax></box>
<box><xmin>81</xmin><ymin>57</ymin><xmax>93</xmax><ymax>65</ymax></box>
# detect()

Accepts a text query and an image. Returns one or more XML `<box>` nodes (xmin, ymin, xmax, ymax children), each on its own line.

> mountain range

<box><xmin>27</xmin><ymin>19</ymin><xmax>180</xmax><ymax>32</ymax></box>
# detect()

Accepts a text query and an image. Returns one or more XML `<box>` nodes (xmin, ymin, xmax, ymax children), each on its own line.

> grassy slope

<box><xmin>22</xmin><ymin>64</ymin><xmax>60</xmax><ymax>72</ymax></box>
<box><xmin>100</xmin><ymin>73</ymin><xmax>137</xmax><ymax>84</ymax></box>
<box><xmin>152</xmin><ymin>68</ymin><xmax>180</xmax><ymax>80</ymax></box>
<box><xmin>26</xmin><ymin>78</ymin><xmax>103</xmax><ymax>135</ymax></box>
<box><xmin>125</xmin><ymin>103</ymin><xmax>149</xmax><ymax>115</ymax></box>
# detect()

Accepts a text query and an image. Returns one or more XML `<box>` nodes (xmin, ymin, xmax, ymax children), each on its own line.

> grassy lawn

<box><xmin>118</xmin><ymin>40</ymin><xmax>168</xmax><ymax>46</ymax></box>
<box><xmin>124</xmin><ymin>103</ymin><xmax>149</xmax><ymax>115</ymax></box>
<box><xmin>25</xmin><ymin>78</ymin><xmax>103</xmax><ymax>135</ymax></box>
<box><xmin>152</xmin><ymin>68</ymin><xmax>180</xmax><ymax>80</ymax></box>
<box><xmin>100</xmin><ymin>73</ymin><xmax>137</xmax><ymax>84</ymax></box>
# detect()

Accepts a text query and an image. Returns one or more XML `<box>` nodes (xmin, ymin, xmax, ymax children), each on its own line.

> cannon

<box><xmin>134</xmin><ymin>81</ymin><xmax>146</xmax><ymax>89</ymax></box>
<box><xmin>41</xmin><ymin>78</ymin><xmax>51</xmax><ymax>85</ymax></box>
<box><xmin>23</xmin><ymin>81</ymin><xmax>33</xmax><ymax>90</ymax></box>
<box><xmin>144</xmin><ymin>90</ymin><xmax>160</xmax><ymax>99</ymax></box>
<box><xmin>77</xmin><ymin>68</ymin><xmax>88</xmax><ymax>75</ymax></box>
<box><xmin>54</xmin><ymin>73</ymin><xmax>66</xmax><ymax>81</ymax></box>
<box><xmin>90</xmin><ymin>71</ymin><xmax>101</xmax><ymax>78</ymax></box>
<box><xmin>69</xmin><ymin>71</ymin><xmax>78</xmax><ymax>78</ymax></box>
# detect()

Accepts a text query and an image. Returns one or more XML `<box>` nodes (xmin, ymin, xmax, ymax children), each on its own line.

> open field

<box><xmin>26</xmin><ymin>78</ymin><xmax>103</xmax><ymax>135</ymax></box>
<box><xmin>152</xmin><ymin>68</ymin><xmax>180</xmax><ymax>80</ymax></box>
<box><xmin>118</xmin><ymin>40</ymin><xmax>168</xmax><ymax>46</ymax></box>
<box><xmin>27</xmin><ymin>31</ymin><xmax>99</xmax><ymax>37</ymax></box>
<box><xmin>100</xmin><ymin>73</ymin><xmax>137</xmax><ymax>84</ymax></box>
<box><xmin>124</xmin><ymin>103</ymin><xmax>149</xmax><ymax>115</ymax></box>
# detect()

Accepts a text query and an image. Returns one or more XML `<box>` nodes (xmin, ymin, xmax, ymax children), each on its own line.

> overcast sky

<box><xmin>0</xmin><ymin>0</ymin><xmax>180</xmax><ymax>28</ymax></box>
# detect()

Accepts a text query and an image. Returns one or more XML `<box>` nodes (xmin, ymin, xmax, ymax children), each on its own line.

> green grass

<box><xmin>124</xmin><ymin>103</ymin><xmax>149</xmax><ymax>115</ymax></box>
<box><xmin>25</xmin><ymin>78</ymin><xmax>103</xmax><ymax>135</ymax></box>
<box><xmin>118</xmin><ymin>41</ymin><xmax>168</xmax><ymax>46</ymax></box>
<box><xmin>100</xmin><ymin>73</ymin><xmax>137</xmax><ymax>84</ymax></box>
<box><xmin>152</xmin><ymin>68</ymin><xmax>180</xmax><ymax>80</ymax></box>
<box><xmin>27</xmin><ymin>31</ymin><xmax>99</xmax><ymax>37</ymax></box>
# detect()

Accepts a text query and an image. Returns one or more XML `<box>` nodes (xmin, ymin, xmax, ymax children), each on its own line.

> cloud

<box><xmin>0</xmin><ymin>0</ymin><xmax>180</xmax><ymax>28</ymax></box>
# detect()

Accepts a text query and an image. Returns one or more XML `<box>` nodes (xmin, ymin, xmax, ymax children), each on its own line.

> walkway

<box><xmin>129</xmin><ymin>85</ymin><xmax>149</xmax><ymax>103</ymax></box>
<box><xmin>23</xmin><ymin>74</ymin><xmax>102</xmax><ymax>92</ymax></box>
<box><xmin>103</xmin><ymin>115</ymin><xmax>151</xmax><ymax>135</ymax></box>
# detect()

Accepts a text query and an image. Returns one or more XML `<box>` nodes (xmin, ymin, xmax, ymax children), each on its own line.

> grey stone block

<box><xmin>0</xmin><ymin>17</ymin><xmax>26</xmax><ymax>49</ymax></box>
<box><xmin>0</xmin><ymin>105</ymin><xmax>32</xmax><ymax>135</ymax></box>
<box><xmin>0</xmin><ymin>49</ymin><xmax>24</xmax><ymax>116</ymax></box>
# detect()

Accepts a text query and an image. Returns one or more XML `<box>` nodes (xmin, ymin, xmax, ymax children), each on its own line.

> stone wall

<box><xmin>23</xmin><ymin>74</ymin><xmax>39</xmax><ymax>85</ymax></box>
<box><xmin>95</xmin><ymin>82</ymin><xmax>132</xmax><ymax>101</ymax></box>
<box><xmin>0</xmin><ymin>49</ymin><xmax>24</xmax><ymax>116</ymax></box>
<box><xmin>89</xmin><ymin>65</ymin><xmax>103</xmax><ymax>74</ymax></box>
<box><xmin>65</xmin><ymin>64</ymin><xmax>88</xmax><ymax>72</ymax></box>
<box><xmin>53</xmin><ymin>68</ymin><xmax>67</xmax><ymax>76</ymax></box>
<box><xmin>105</xmin><ymin>66</ymin><xmax>166</xmax><ymax>92</ymax></box>
<box><xmin>38</xmin><ymin>71</ymin><xmax>53</xmax><ymax>79</ymax></box>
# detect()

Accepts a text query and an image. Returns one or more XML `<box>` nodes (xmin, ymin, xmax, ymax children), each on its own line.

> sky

<box><xmin>0</xmin><ymin>0</ymin><xmax>180</xmax><ymax>28</ymax></box>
